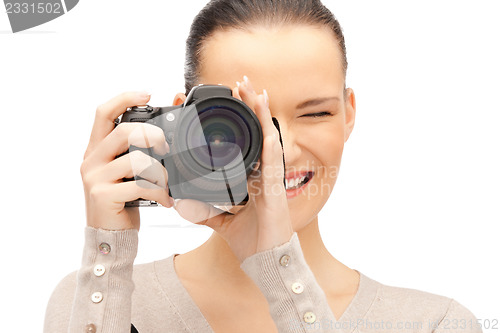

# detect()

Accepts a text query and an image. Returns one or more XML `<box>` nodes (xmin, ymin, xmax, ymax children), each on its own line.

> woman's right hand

<box><xmin>80</xmin><ymin>91</ymin><xmax>175</xmax><ymax>231</ymax></box>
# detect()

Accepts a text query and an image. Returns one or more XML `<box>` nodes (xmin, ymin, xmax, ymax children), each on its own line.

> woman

<box><xmin>44</xmin><ymin>0</ymin><xmax>481</xmax><ymax>332</ymax></box>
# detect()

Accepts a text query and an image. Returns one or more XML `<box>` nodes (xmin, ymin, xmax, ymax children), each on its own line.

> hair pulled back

<box><xmin>184</xmin><ymin>0</ymin><xmax>347</xmax><ymax>94</ymax></box>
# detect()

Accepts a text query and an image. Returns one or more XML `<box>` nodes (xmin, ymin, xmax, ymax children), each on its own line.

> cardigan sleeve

<box><xmin>44</xmin><ymin>226</ymin><xmax>138</xmax><ymax>333</ymax></box>
<box><xmin>240</xmin><ymin>232</ymin><xmax>336</xmax><ymax>333</ymax></box>
<box><xmin>433</xmin><ymin>299</ymin><xmax>483</xmax><ymax>333</ymax></box>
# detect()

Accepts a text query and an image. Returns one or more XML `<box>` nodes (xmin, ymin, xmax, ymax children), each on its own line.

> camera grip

<box><xmin>119</xmin><ymin>145</ymin><xmax>171</xmax><ymax>207</ymax></box>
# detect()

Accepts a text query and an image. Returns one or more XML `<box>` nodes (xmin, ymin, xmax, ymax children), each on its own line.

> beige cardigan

<box><xmin>44</xmin><ymin>227</ymin><xmax>482</xmax><ymax>332</ymax></box>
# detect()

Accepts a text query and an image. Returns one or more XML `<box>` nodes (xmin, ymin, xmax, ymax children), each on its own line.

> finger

<box><xmin>237</xmin><ymin>76</ymin><xmax>259</xmax><ymax>112</ymax></box>
<box><xmin>84</xmin><ymin>122</ymin><xmax>169</xmax><ymax>168</ymax></box>
<box><xmin>254</xmin><ymin>94</ymin><xmax>286</xmax><ymax>198</ymax></box>
<box><xmin>254</xmin><ymin>92</ymin><xmax>279</xmax><ymax>142</ymax></box>
<box><xmin>95</xmin><ymin>150</ymin><xmax>169</xmax><ymax>189</ymax></box>
<box><xmin>85</xmin><ymin>91</ymin><xmax>151</xmax><ymax>158</ymax></box>
<box><xmin>112</xmin><ymin>180</ymin><xmax>174</xmax><ymax>208</ymax></box>
<box><xmin>174</xmin><ymin>199</ymin><xmax>230</xmax><ymax>230</ymax></box>
<box><xmin>261</xmin><ymin>128</ymin><xmax>285</xmax><ymax>193</ymax></box>
<box><xmin>232</xmin><ymin>85</ymin><xmax>242</xmax><ymax>101</ymax></box>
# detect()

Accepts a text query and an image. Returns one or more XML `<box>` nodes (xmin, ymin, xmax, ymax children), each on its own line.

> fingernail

<box><xmin>243</xmin><ymin>75</ymin><xmax>254</xmax><ymax>91</ymax></box>
<box><xmin>236</xmin><ymin>81</ymin><xmax>241</xmax><ymax>88</ymax></box>
<box><xmin>174</xmin><ymin>199</ymin><xmax>182</xmax><ymax>208</ymax></box>
<box><xmin>139</xmin><ymin>91</ymin><xmax>151</xmax><ymax>100</ymax></box>
<box><xmin>263</xmin><ymin>89</ymin><xmax>269</xmax><ymax>107</ymax></box>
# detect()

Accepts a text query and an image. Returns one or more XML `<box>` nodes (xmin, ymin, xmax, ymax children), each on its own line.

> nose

<box><xmin>274</xmin><ymin>119</ymin><xmax>301</xmax><ymax>167</ymax></box>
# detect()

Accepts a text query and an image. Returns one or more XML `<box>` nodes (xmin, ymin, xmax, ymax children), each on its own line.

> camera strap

<box><xmin>271</xmin><ymin>117</ymin><xmax>286</xmax><ymax>188</ymax></box>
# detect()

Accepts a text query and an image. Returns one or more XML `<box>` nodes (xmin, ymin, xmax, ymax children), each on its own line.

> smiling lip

<box><xmin>285</xmin><ymin>171</ymin><xmax>314</xmax><ymax>199</ymax></box>
<box><xmin>285</xmin><ymin>171</ymin><xmax>311</xmax><ymax>180</ymax></box>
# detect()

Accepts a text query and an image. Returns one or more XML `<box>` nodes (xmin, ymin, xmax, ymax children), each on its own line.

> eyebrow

<box><xmin>296</xmin><ymin>97</ymin><xmax>340</xmax><ymax>110</ymax></box>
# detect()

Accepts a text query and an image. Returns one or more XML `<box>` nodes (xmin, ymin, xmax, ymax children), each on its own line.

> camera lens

<box><xmin>171</xmin><ymin>94</ymin><xmax>262</xmax><ymax>197</ymax></box>
<box><xmin>186</xmin><ymin>105</ymin><xmax>251</xmax><ymax>170</ymax></box>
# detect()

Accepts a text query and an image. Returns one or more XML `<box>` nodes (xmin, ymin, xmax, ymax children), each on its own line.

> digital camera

<box><xmin>118</xmin><ymin>85</ymin><xmax>263</xmax><ymax>207</ymax></box>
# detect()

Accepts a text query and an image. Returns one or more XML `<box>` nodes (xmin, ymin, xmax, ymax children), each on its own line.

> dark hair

<box><xmin>184</xmin><ymin>0</ymin><xmax>348</xmax><ymax>95</ymax></box>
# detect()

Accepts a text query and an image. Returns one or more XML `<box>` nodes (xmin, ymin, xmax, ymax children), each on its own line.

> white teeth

<box><xmin>285</xmin><ymin>175</ymin><xmax>308</xmax><ymax>190</ymax></box>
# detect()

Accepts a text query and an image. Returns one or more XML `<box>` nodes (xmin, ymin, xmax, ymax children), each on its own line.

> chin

<box><xmin>289</xmin><ymin>186</ymin><xmax>335</xmax><ymax>231</ymax></box>
<box><xmin>288</xmin><ymin>201</ymin><xmax>318</xmax><ymax>231</ymax></box>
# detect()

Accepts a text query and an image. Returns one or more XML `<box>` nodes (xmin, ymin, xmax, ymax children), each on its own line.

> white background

<box><xmin>1</xmin><ymin>0</ymin><xmax>499</xmax><ymax>331</ymax></box>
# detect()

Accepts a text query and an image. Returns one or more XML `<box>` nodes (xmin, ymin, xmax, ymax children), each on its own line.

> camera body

<box><xmin>118</xmin><ymin>85</ymin><xmax>263</xmax><ymax>207</ymax></box>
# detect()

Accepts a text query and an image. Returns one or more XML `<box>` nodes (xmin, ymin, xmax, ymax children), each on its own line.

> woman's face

<box><xmin>195</xmin><ymin>25</ymin><xmax>356</xmax><ymax>231</ymax></box>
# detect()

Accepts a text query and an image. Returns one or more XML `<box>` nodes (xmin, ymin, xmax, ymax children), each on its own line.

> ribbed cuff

<box><xmin>241</xmin><ymin>233</ymin><xmax>336</xmax><ymax>332</ymax></box>
<box><xmin>69</xmin><ymin>227</ymin><xmax>138</xmax><ymax>333</ymax></box>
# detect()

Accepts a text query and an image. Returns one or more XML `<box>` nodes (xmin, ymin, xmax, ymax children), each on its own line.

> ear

<box><xmin>173</xmin><ymin>93</ymin><xmax>187</xmax><ymax>106</ymax></box>
<box><xmin>344</xmin><ymin>88</ymin><xmax>356</xmax><ymax>143</ymax></box>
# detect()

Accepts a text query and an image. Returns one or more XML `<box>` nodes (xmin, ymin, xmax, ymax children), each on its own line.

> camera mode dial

<box><xmin>129</xmin><ymin>105</ymin><xmax>154</xmax><ymax>113</ymax></box>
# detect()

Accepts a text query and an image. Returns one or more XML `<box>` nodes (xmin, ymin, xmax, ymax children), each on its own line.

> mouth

<box><xmin>285</xmin><ymin>171</ymin><xmax>314</xmax><ymax>198</ymax></box>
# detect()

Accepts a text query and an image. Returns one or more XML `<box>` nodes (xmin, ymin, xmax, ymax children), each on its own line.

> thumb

<box><xmin>174</xmin><ymin>199</ymin><xmax>230</xmax><ymax>231</ymax></box>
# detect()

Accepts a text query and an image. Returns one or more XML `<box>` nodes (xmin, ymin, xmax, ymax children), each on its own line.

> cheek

<box><xmin>289</xmin><ymin>121</ymin><xmax>346</xmax><ymax>229</ymax></box>
<box><xmin>302</xmin><ymin>121</ymin><xmax>345</xmax><ymax>168</ymax></box>
<box><xmin>304</xmin><ymin>123</ymin><xmax>345</xmax><ymax>204</ymax></box>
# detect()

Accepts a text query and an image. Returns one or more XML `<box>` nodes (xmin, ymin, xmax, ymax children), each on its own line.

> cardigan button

<box><xmin>91</xmin><ymin>292</ymin><xmax>103</xmax><ymax>303</ymax></box>
<box><xmin>279</xmin><ymin>255</ymin><xmax>290</xmax><ymax>267</ymax></box>
<box><xmin>291</xmin><ymin>282</ymin><xmax>304</xmax><ymax>294</ymax></box>
<box><xmin>85</xmin><ymin>323</ymin><xmax>96</xmax><ymax>332</ymax></box>
<box><xmin>99</xmin><ymin>243</ymin><xmax>111</xmax><ymax>254</ymax></box>
<box><xmin>93</xmin><ymin>264</ymin><xmax>106</xmax><ymax>277</ymax></box>
<box><xmin>303</xmin><ymin>311</ymin><xmax>316</xmax><ymax>324</ymax></box>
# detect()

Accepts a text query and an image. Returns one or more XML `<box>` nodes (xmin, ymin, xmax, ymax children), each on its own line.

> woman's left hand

<box><xmin>173</xmin><ymin>76</ymin><xmax>294</xmax><ymax>262</ymax></box>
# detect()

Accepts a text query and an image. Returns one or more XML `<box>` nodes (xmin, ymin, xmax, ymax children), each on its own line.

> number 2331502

<box><xmin>5</xmin><ymin>2</ymin><xmax>62</xmax><ymax>14</ymax></box>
